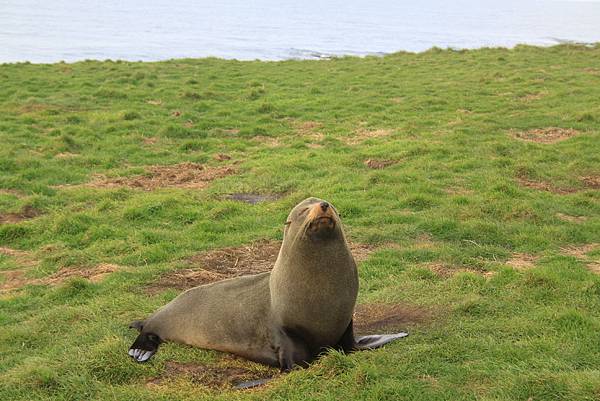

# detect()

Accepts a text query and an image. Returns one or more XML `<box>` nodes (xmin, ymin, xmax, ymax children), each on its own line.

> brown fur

<box><xmin>135</xmin><ymin>197</ymin><xmax>357</xmax><ymax>367</ymax></box>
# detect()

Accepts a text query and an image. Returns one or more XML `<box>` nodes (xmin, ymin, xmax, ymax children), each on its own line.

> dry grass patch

<box><xmin>88</xmin><ymin>163</ymin><xmax>235</xmax><ymax>190</ymax></box>
<box><xmin>55</xmin><ymin>152</ymin><xmax>79</xmax><ymax>159</ymax></box>
<box><xmin>147</xmin><ymin>359</ymin><xmax>276</xmax><ymax>389</ymax></box>
<box><xmin>0</xmin><ymin>262</ymin><xmax>124</xmax><ymax>292</ymax></box>
<box><xmin>146</xmin><ymin>240</ymin><xmax>280</xmax><ymax>294</ymax></box>
<box><xmin>344</xmin><ymin>129</ymin><xmax>393</xmax><ymax>145</ymax></box>
<box><xmin>560</xmin><ymin>243</ymin><xmax>600</xmax><ymax>275</ymax></box>
<box><xmin>0</xmin><ymin>247</ymin><xmax>38</xmax><ymax>268</ymax></box>
<box><xmin>560</xmin><ymin>243</ymin><xmax>599</xmax><ymax>260</ymax></box>
<box><xmin>422</xmin><ymin>262</ymin><xmax>492</xmax><ymax>278</ymax></box>
<box><xmin>252</xmin><ymin>135</ymin><xmax>282</xmax><ymax>148</ymax></box>
<box><xmin>214</xmin><ymin>153</ymin><xmax>232</xmax><ymax>161</ymax></box>
<box><xmin>580</xmin><ymin>175</ymin><xmax>600</xmax><ymax>189</ymax></box>
<box><xmin>516</xmin><ymin>177</ymin><xmax>577</xmax><ymax>194</ymax></box>
<box><xmin>291</xmin><ymin>120</ymin><xmax>325</xmax><ymax>146</ymax></box>
<box><xmin>142</xmin><ymin>136</ymin><xmax>158</xmax><ymax>145</ymax></box>
<box><xmin>506</xmin><ymin>253</ymin><xmax>538</xmax><ymax>270</ymax></box>
<box><xmin>0</xmin><ymin>205</ymin><xmax>42</xmax><ymax>224</ymax></box>
<box><xmin>519</xmin><ymin>91</ymin><xmax>548</xmax><ymax>102</ymax></box>
<box><xmin>583</xmin><ymin>67</ymin><xmax>600</xmax><ymax>75</ymax></box>
<box><xmin>510</xmin><ymin>127</ymin><xmax>579</xmax><ymax>144</ymax></box>
<box><xmin>147</xmin><ymin>241</ymin><xmax>379</xmax><ymax>294</ymax></box>
<box><xmin>556</xmin><ymin>213</ymin><xmax>587</xmax><ymax>223</ymax></box>
<box><xmin>353</xmin><ymin>303</ymin><xmax>433</xmax><ymax>334</ymax></box>
<box><xmin>363</xmin><ymin>159</ymin><xmax>397</xmax><ymax>169</ymax></box>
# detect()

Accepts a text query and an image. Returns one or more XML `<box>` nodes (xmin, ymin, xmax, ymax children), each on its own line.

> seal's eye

<box><xmin>298</xmin><ymin>207</ymin><xmax>309</xmax><ymax>216</ymax></box>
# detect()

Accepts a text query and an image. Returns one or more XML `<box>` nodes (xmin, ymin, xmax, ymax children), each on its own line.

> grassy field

<box><xmin>1</xmin><ymin>44</ymin><xmax>599</xmax><ymax>401</ymax></box>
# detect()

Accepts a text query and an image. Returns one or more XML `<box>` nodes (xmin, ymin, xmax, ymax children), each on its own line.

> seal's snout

<box><xmin>307</xmin><ymin>200</ymin><xmax>336</xmax><ymax>237</ymax></box>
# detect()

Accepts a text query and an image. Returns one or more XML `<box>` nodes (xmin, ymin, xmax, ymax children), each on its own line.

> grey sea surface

<box><xmin>1</xmin><ymin>0</ymin><xmax>600</xmax><ymax>63</ymax></box>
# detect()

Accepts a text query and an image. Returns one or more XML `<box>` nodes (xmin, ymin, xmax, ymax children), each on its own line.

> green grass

<box><xmin>1</xmin><ymin>44</ymin><xmax>600</xmax><ymax>400</ymax></box>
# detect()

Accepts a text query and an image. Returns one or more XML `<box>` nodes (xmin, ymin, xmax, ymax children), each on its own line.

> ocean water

<box><xmin>1</xmin><ymin>0</ymin><xmax>600</xmax><ymax>63</ymax></box>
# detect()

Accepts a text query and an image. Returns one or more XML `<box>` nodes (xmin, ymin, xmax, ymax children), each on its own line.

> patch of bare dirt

<box><xmin>0</xmin><ymin>262</ymin><xmax>124</xmax><ymax>292</ymax></box>
<box><xmin>560</xmin><ymin>243</ymin><xmax>599</xmax><ymax>259</ymax></box>
<box><xmin>510</xmin><ymin>127</ymin><xmax>579</xmax><ymax>144</ymax></box>
<box><xmin>88</xmin><ymin>163</ymin><xmax>235</xmax><ymax>191</ymax></box>
<box><xmin>146</xmin><ymin>240</ymin><xmax>280</xmax><ymax>294</ymax></box>
<box><xmin>142</xmin><ymin>137</ymin><xmax>158</xmax><ymax>145</ymax></box>
<box><xmin>45</xmin><ymin>263</ymin><xmax>123</xmax><ymax>284</ymax></box>
<box><xmin>146</xmin><ymin>241</ymin><xmax>380</xmax><ymax>294</ymax></box>
<box><xmin>0</xmin><ymin>205</ymin><xmax>42</xmax><ymax>224</ymax></box>
<box><xmin>581</xmin><ymin>175</ymin><xmax>600</xmax><ymax>189</ymax></box>
<box><xmin>364</xmin><ymin>159</ymin><xmax>397</xmax><ymax>169</ymax></box>
<box><xmin>171</xmin><ymin>110</ymin><xmax>182</xmax><ymax>117</ymax></box>
<box><xmin>353</xmin><ymin>303</ymin><xmax>433</xmax><ymax>334</ymax></box>
<box><xmin>225</xmin><ymin>193</ymin><xmax>282</xmax><ymax>204</ymax></box>
<box><xmin>147</xmin><ymin>360</ymin><xmax>276</xmax><ymax>389</ymax></box>
<box><xmin>556</xmin><ymin>213</ymin><xmax>587</xmax><ymax>223</ymax></box>
<box><xmin>344</xmin><ymin>129</ymin><xmax>393</xmax><ymax>145</ymax></box>
<box><xmin>516</xmin><ymin>177</ymin><xmax>577</xmax><ymax>195</ymax></box>
<box><xmin>506</xmin><ymin>253</ymin><xmax>538</xmax><ymax>270</ymax></box>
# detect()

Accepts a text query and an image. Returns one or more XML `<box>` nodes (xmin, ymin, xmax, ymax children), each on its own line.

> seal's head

<box><xmin>284</xmin><ymin>197</ymin><xmax>342</xmax><ymax>242</ymax></box>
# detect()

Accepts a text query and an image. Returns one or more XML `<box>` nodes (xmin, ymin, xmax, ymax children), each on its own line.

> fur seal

<box><xmin>128</xmin><ymin>197</ymin><xmax>407</xmax><ymax>371</ymax></box>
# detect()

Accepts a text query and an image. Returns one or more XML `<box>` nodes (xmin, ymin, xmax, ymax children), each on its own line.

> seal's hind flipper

<box><xmin>128</xmin><ymin>319</ymin><xmax>145</xmax><ymax>332</ymax></box>
<box><xmin>128</xmin><ymin>332</ymin><xmax>161</xmax><ymax>363</ymax></box>
<box><xmin>234</xmin><ymin>378</ymin><xmax>271</xmax><ymax>390</ymax></box>
<box><xmin>354</xmin><ymin>332</ymin><xmax>408</xmax><ymax>350</ymax></box>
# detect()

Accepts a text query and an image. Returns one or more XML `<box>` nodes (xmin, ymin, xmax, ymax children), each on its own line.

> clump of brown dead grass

<box><xmin>363</xmin><ymin>159</ymin><xmax>397</xmax><ymax>169</ymax></box>
<box><xmin>510</xmin><ymin>127</ymin><xmax>579</xmax><ymax>144</ymax></box>
<box><xmin>0</xmin><ymin>205</ymin><xmax>42</xmax><ymax>224</ymax></box>
<box><xmin>344</xmin><ymin>129</ymin><xmax>393</xmax><ymax>145</ymax></box>
<box><xmin>146</xmin><ymin>240</ymin><xmax>379</xmax><ymax>294</ymax></box>
<box><xmin>0</xmin><ymin>259</ymin><xmax>124</xmax><ymax>292</ymax></box>
<box><xmin>506</xmin><ymin>253</ymin><xmax>538</xmax><ymax>270</ymax></box>
<box><xmin>516</xmin><ymin>177</ymin><xmax>577</xmax><ymax>195</ymax></box>
<box><xmin>88</xmin><ymin>163</ymin><xmax>235</xmax><ymax>190</ymax></box>
<box><xmin>147</xmin><ymin>359</ymin><xmax>277</xmax><ymax>389</ymax></box>
<box><xmin>580</xmin><ymin>175</ymin><xmax>600</xmax><ymax>189</ymax></box>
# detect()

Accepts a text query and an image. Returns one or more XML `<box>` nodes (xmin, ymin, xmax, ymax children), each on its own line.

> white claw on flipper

<box><xmin>137</xmin><ymin>350</ymin><xmax>154</xmax><ymax>362</ymax></box>
<box><xmin>355</xmin><ymin>332</ymin><xmax>409</xmax><ymax>350</ymax></box>
<box><xmin>128</xmin><ymin>348</ymin><xmax>135</xmax><ymax>357</ymax></box>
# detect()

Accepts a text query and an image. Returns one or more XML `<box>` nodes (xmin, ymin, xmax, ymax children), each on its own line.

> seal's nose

<box><xmin>320</xmin><ymin>202</ymin><xmax>329</xmax><ymax>212</ymax></box>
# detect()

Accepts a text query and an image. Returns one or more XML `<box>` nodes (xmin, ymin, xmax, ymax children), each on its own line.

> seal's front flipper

<box><xmin>128</xmin><ymin>332</ymin><xmax>161</xmax><ymax>363</ymax></box>
<box><xmin>277</xmin><ymin>328</ymin><xmax>312</xmax><ymax>372</ymax></box>
<box><xmin>354</xmin><ymin>332</ymin><xmax>408</xmax><ymax>350</ymax></box>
